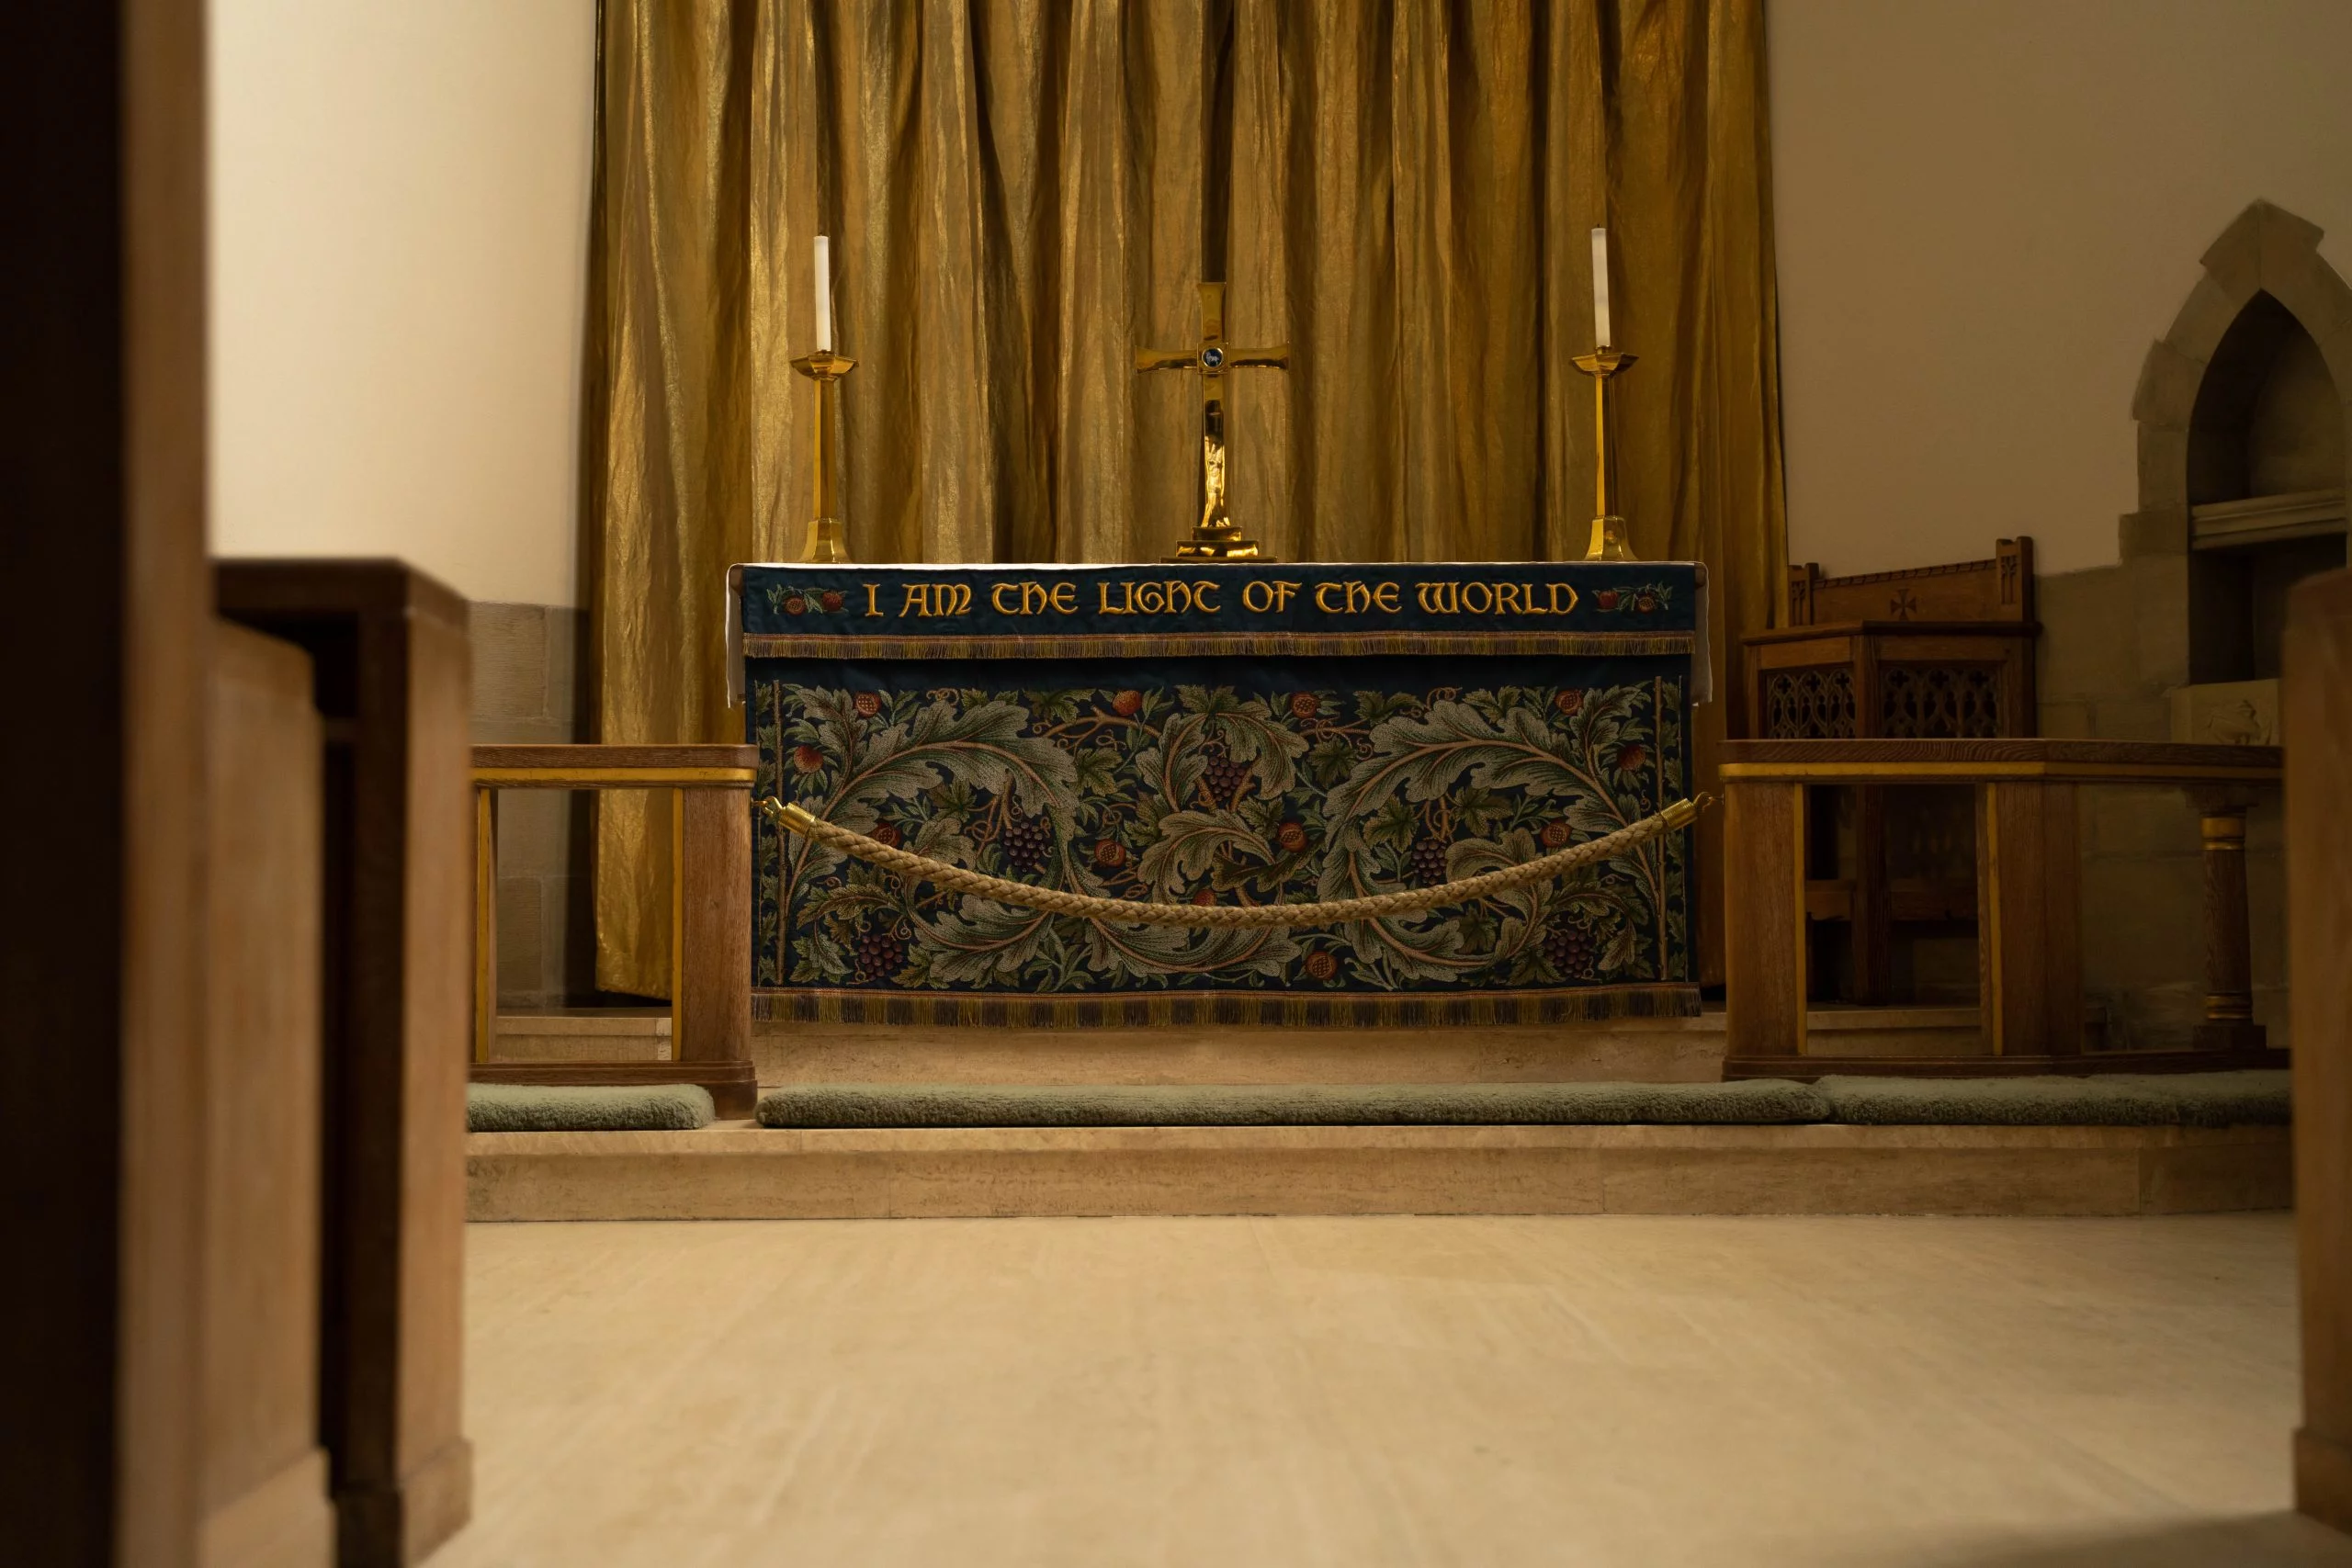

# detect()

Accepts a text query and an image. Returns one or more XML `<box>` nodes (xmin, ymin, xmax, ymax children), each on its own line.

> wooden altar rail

<box><xmin>468</xmin><ymin>745</ymin><xmax>758</xmax><ymax>1117</ymax></box>
<box><xmin>1719</xmin><ymin>739</ymin><xmax>2287</xmax><ymax>1078</ymax></box>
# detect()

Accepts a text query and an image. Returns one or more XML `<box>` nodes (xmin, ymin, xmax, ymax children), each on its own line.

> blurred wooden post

<box><xmin>202</xmin><ymin>623</ymin><xmax>335</xmax><ymax>1564</ymax></box>
<box><xmin>2290</xmin><ymin>568</ymin><xmax>2352</xmax><ymax>1531</ymax></box>
<box><xmin>218</xmin><ymin>562</ymin><xmax>475</xmax><ymax>1568</ymax></box>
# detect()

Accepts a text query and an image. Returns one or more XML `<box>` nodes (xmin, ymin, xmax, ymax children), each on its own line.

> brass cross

<box><xmin>1136</xmin><ymin>281</ymin><xmax>1288</xmax><ymax>560</ymax></box>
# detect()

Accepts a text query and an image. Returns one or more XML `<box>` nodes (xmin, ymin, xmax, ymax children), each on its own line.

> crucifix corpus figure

<box><xmin>1136</xmin><ymin>284</ymin><xmax>1287</xmax><ymax>561</ymax></box>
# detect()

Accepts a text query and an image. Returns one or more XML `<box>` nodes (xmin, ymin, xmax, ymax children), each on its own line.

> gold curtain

<box><xmin>588</xmin><ymin>0</ymin><xmax>1783</xmax><ymax>996</ymax></box>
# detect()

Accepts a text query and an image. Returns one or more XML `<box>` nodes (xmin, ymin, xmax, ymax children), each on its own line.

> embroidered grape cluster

<box><xmin>1541</xmin><ymin>918</ymin><xmax>1599</xmax><ymax>978</ymax></box>
<box><xmin>853</xmin><ymin>921</ymin><xmax>909</xmax><ymax>981</ymax></box>
<box><xmin>1200</xmin><ymin>744</ymin><xmax>1249</xmax><ymax>804</ymax></box>
<box><xmin>999</xmin><ymin>815</ymin><xmax>1053</xmax><ymax>874</ymax></box>
<box><xmin>1408</xmin><ymin>839</ymin><xmax>1451</xmax><ymax>886</ymax></box>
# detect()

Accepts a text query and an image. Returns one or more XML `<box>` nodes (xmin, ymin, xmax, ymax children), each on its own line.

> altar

<box><xmin>732</xmin><ymin>561</ymin><xmax>1707</xmax><ymax>1026</ymax></box>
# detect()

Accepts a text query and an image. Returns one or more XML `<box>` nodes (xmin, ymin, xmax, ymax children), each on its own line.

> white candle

<box><xmin>1590</xmin><ymin>226</ymin><xmax>1611</xmax><ymax>348</ymax></box>
<box><xmin>814</xmin><ymin>234</ymin><xmax>833</xmax><ymax>352</ymax></box>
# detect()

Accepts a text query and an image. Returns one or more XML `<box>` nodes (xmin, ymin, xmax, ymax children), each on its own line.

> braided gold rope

<box><xmin>759</xmin><ymin>795</ymin><xmax>1708</xmax><ymax>930</ymax></box>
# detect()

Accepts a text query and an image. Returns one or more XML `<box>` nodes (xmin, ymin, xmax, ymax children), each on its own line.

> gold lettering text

<box><xmin>1460</xmin><ymin>581</ymin><xmax>1494</xmax><ymax>615</ymax></box>
<box><xmin>1051</xmin><ymin>582</ymin><xmax>1077</xmax><ymax>614</ymax></box>
<box><xmin>1314</xmin><ymin>581</ymin><xmax>1345</xmax><ymax>613</ymax></box>
<box><xmin>1548</xmin><ymin>582</ymin><xmax>1577</xmax><ymax>614</ymax></box>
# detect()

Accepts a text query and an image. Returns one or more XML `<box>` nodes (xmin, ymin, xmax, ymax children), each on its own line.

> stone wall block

<box><xmin>2127</xmin><ymin>552</ymin><xmax>2191</xmax><ymax>689</ymax></box>
<box><xmin>2132</xmin><ymin>339</ymin><xmax>2205</xmax><ymax>429</ymax></box>
<box><xmin>495</xmin><ymin>875</ymin><xmax>545</xmax><ymax>1000</ymax></box>
<box><xmin>2081</xmin><ymin>855</ymin><xmax>2205</xmax><ymax>990</ymax></box>
<box><xmin>2164</xmin><ymin>275</ymin><xmax>2250</xmax><ymax>365</ymax></box>
<box><xmin>2199</xmin><ymin>202</ymin><xmax>2271</xmax><ymax>300</ymax></box>
<box><xmin>495</xmin><ymin>791</ymin><xmax>573</xmax><ymax>880</ymax></box>
<box><xmin>2036</xmin><ymin>698</ymin><xmax>2092</xmax><ymax>738</ymax></box>
<box><xmin>2134</xmin><ymin>428</ymin><xmax>2189</xmax><ymax>514</ymax></box>
<box><xmin>2118</xmin><ymin>506</ymin><xmax>2188</xmax><ymax>560</ymax></box>
<box><xmin>543</xmin><ymin>607</ymin><xmax>585</xmax><ymax>731</ymax></box>
<box><xmin>2088</xmin><ymin>697</ymin><xmax>2171</xmax><ymax>741</ymax></box>
<box><xmin>2084</xmin><ymin>785</ymin><xmax>2199</xmax><ymax>858</ymax></box>
<box><xmin>471</xmin><ymin>604</ymin><xmax>551</xmax><ymax>726</ymax></box>
<box><xmin>2035</xmin><ymin>566</ymin><xmax>2138</xmax><ymax>699</ymax></box>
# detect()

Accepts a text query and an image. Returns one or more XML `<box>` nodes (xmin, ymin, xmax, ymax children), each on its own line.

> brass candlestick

<box><xmin>789</xmin><ymin>348</ymin><xmax>855</xmax><ymax>562</ymax></box>
<box><xmin>1570</xmin><ymin>347</ymin><xmax>1637</xmax><ymax>562</ymax></box>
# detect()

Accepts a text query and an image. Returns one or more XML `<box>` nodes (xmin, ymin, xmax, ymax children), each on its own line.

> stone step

<box><xmin>465</xmin><ymin>1121</ymin><xmax>2288</xmax><ymax>1222</ymax></box>
<box><xmin>751</xmin><ymin>1007</ymin><xmax>1996</xmax><ymax>1086</ymax></box>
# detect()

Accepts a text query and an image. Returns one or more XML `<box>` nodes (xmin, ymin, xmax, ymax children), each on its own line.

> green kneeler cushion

<box><xmin>468</xmin><ymin>1082</ymin><xmax>715</xmax><ymax>1133</ymax></box>
<box><xmin>758</xmin><ymin>1079</ymin><xmax>1833</xmax><ymax>1129</ymax></box>
<box><xmin>755</xmin><ymin>1071</ymin><xmax>2292</xmax><ymax>1131</ymax></box>
<box><xmin>1814</xmin><ymin>1070</ymin><xmax>2292</xmax><ymax>1127</ymax></box>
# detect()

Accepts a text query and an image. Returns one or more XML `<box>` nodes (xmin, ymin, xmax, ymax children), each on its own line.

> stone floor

<box><xmin>436</xmin><ymin>1213</ymin><xmax>2349</xmax><ymax>1567</ymax></box>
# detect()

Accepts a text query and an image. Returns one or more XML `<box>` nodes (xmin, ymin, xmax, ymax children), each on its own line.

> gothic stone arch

<box><xmin>2131</xmin><ymin>199</ymin><xmax>2352</xmax><ymax>550</ymax></box>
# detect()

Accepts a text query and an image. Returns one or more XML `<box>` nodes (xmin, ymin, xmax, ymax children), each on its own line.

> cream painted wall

<box><xmin>209</xmin><ymin>0</ymin><xmax>596</xmax><ymax>606</ymax></box>
<box><xmin>1770</xmin><ymin>0</ymin><xmax>2352</xmax><ymax>578</ymax></box>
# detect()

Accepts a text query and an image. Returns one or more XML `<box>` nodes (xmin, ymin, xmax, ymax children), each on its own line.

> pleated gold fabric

<box><xmin>589</xmin><ymin>0</ymin><xmax>1783</xmax><ymax>996</ymax></box>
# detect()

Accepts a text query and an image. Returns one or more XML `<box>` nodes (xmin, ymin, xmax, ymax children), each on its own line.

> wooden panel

<box><xmin>2289</xmin><ymin>567</ymin><xmax>2352</xmax><ymax>1530</ymax></box>
<box><xmin>1976</xmin><ymin>782</ymin><xmax>2082</xmax><ymax>1057</ymax></box>
<box><xmin>1791</xmin><ymin>537</ymin><xmax>2035</xmax><ymax>626</ymax></box>
<box><xmin>215</xmin><ymin>561</ymin><xmax>475</xmax><ymax>1568</ymax></box>
<box><xmin>0</xmin><ymin>0</ymin><xmax>211</xmax><ymax>1555</ymax></box>
<box><xmin>1723</xmin><ymin>781</ymin><xmax>1806</xmax><ymax>1059</ymax></box>
<box><xmin>1748</xmin><ymin>635</ymin><xmax>1860</xmax><ymax>667</ymax></box>
<box><xmin>202</xmin><ymin>623</ymin><xmax>334</xmax><ymax>1567</ymax></box>
<box><xmin>677</xmin><ymin>786</ymin><xmax>753</xmax><ymax>1072</ymax></box>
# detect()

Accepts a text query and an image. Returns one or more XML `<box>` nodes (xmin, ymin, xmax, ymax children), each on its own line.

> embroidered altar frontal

<box><xmin>735</xmin><ymin>562</ymin><xmax>1706</xmax><ymax>1026</ymax></box>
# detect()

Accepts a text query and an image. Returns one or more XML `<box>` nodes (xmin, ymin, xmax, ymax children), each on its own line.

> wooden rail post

<box><xmin>2290</xmin><ymin>567</ymin><xmax>2352</xmax><ymax>1531</ymax></box>
<box><xmin>2188</xmin><ymin>786</ymin><xmax>2266</xmax><ymax>1054</ymax></box>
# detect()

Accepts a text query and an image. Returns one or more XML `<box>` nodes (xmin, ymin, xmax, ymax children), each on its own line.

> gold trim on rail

<box><xmin>472</xmin><ymin>766</ymin><xmax>759</xmax><ymax>788</ymax></box>
<box><xmin>1716</xmin><ymin>761</ymin><xmax>2281</xmax><ymax>784</ymax></box>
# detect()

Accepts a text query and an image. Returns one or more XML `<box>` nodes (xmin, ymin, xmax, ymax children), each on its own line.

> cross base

<box><xmin>1169</xmin><ymin>525</ymin><xmax>1268</xmax><ymax>563</ymax></box>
